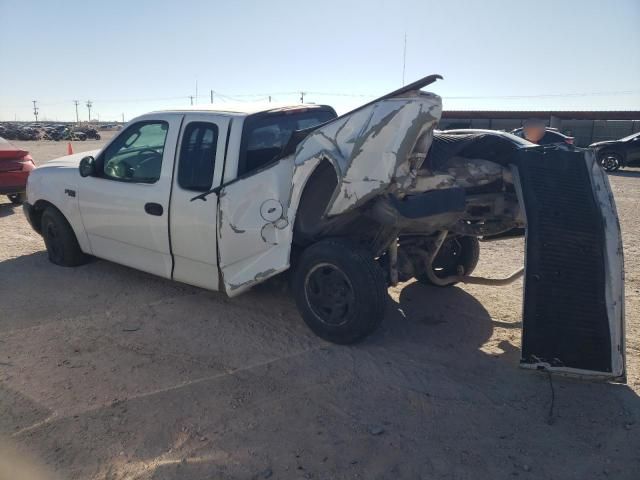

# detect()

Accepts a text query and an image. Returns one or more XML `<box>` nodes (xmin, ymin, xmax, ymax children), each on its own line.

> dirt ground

<box><xmin>1</xmin><ymin>135</ymin><xmax>639</xmax><ymax>480</ymax></box>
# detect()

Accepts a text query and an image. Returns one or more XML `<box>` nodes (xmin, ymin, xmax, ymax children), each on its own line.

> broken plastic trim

<box><xmin>335</xmin><ymin>74</ymin><xmax>442</xmax><ymax>119</ymax></box>
<box><xmin>191</xmin><ymin>183</ymin><xmax>224</xmax><ymax>202</ymax></box>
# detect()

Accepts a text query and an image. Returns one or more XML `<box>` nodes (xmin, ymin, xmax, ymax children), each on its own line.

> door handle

<box><xmin>144</xmin><ymin>202</ymin><xmax>163</xmax><ymax>216</ymax></box>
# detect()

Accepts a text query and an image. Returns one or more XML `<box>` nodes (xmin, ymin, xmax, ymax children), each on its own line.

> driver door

<box><xmin>78</xmin><ymin>114</ymin><xmax>182</xmax><ymax>278</ymax></box>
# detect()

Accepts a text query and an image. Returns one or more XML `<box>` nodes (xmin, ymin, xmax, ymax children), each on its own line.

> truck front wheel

<box><xmin>292</xmin><ymin>239</ymin><xmax>387</xmax><ymax>344</ymax></box>
<box><xmin>41</xmin><ymin>207</ymin><xmax>88</xmax><ymax>267</ymax></box>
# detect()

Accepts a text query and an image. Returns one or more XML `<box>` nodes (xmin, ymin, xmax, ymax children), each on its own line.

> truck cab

<box><xmin>25</xmin><ymin>104</ymin><xmax>336</xmax><ymax>291</ymax></box>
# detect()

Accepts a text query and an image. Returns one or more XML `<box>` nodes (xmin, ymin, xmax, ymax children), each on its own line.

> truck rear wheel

<box><xmin>41</xmin><ymin>207</ymin><xmax>88</xmax><ymax>267</ymax></box>
<box><xmin>292</xmin><ymin>239</ymin><xmax>387</xmax><ymax>344</ymax></box>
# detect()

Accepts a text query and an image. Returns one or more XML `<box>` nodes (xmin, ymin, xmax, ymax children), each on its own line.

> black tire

<box><xmin>600</xmin><ymin>152</ymin><xmax>622</xmax><ymax>172</ymax></box>
<box><xmin>292</xmin><ymin>239</ymin><xmax>387</xmax><ymax>344</ymax></box>
<box><xmin>7</xmin><ymin>193</ymin><xmax>25</xmax><ymax>205</ymax></box>
<box><xmin>41</xmin><ymin>207</ymin><xmax>88</xmax><ymax>267</ymax></box>
<box><xmin>418</xmin><ymin>236</ymin><xmax>480</xmax><ymax>287</ymax></box>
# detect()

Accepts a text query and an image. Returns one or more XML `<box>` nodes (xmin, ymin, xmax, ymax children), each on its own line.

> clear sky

<box><xmin>1</xmin><ymin>0</ymin><xmax>639</xmax><ymax>122</ymax></box>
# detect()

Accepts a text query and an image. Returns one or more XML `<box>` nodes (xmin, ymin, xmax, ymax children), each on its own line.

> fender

<box><xmin>26</xmin><ymin>150</ymin><xmax>100</xmax><ymax>254</ymax></box>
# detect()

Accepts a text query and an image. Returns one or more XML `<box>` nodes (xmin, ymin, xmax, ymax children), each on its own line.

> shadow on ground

<box><xmin>608</xmin><ymin>169</ymin><xmax>640</xmax><ymax>178</ymax></box>
<box><xmin>0</xmin><ymin>201</ymin><xmax>18</xmax><ymax>219</ymax></box>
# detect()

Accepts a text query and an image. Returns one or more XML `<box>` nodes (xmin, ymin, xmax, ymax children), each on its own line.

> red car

<box><xmin>0</xmin><ymin>136</ymin><xmax>35</xmax><ymax>204</ymax></box>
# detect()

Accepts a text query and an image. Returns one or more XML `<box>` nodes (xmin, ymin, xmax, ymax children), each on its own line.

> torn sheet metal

<box><xmin>293</xmin><ymin>92</ymin><xmax>442</xmax><ymax>217</ymax></box>
<box><xmin>218</xmin><ymin>91</ymin><xmax>442</xmax><ymax>296</ymax></box>
<box><xmin>587</xmin><ymin>148</ymin><xmax>626</xmax><ymax>379</ymax></box>
<box><xmin>411</xmin><ymin>156</ymin><xmax>504</xmax><ymax>192</ymax></box>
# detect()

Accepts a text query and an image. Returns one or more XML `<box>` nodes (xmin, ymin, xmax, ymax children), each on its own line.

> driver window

<box><xmin>101</xmin><ymin>121</ymin><xmax>169</xmax><ymax>183</ymax></box>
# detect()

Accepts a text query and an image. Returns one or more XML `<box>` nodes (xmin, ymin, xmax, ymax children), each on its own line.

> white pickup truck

<box><xmin>24</xmin><ymin>75</ymin><xmax>626</xmax><ymax>380</ymax></box>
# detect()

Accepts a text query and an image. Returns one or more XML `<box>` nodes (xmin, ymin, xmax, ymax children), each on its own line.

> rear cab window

<box><xmin>177</xmin><ymin>122</ymin><xmax>219</xmax><ymax>191</ymax></box>
<box><xmin>238</xmin><ymin>106</ymin><xmax>337</xmax><ymax>176</ymax></box>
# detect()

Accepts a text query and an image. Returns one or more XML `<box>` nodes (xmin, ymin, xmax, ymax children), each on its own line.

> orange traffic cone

<box><xmin>67</xmin><ymin>142</ymin><xmax>73</xmax><ymax>155</ymax></box>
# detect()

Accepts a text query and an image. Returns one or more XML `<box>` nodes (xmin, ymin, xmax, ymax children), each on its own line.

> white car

<box><xmin>23</xmin><ymin>76</ymin><xmax>626</xmax><ymax>380</ymax></box>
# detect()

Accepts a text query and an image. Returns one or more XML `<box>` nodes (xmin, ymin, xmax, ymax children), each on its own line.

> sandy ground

<box><xmin>0</xmin><ymin>135</ymin><xmax>639</xmax><ymax>479</ymax></box>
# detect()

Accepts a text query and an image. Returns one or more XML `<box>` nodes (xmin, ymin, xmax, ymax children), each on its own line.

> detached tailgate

<box><xmin>516</xmin><ymin>147</ymin><xmax>625</xmax><ymax>380</ymax></box>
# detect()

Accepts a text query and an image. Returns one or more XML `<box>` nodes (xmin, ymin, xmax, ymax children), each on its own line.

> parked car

<box><xmin>0</xmin><ymin>136</ymin><xmax>35</xmax><ymax>204</ymax></box>
<box><xmin>81</xmin><ymin>127</ymin><xmax>101</xmax><ymax>140</ymax></box>
<box><xmin>511</xmin><ymin>127</ymin><xmax>574</xmax><ymax>146</ymax></box>
<box><xmin>72</xmin><ymin>131</ymin><xmax>87</xmax><ymax>141</ymax></box>
<box><xmin>23</xmin><ymin>75</ymin><xmax>625</xmax><ymax>380</ymax></box>
<box><xmin>590</xmin><ymin>132</ymin><xmax>640</xmax><ymax>172</ymax></box>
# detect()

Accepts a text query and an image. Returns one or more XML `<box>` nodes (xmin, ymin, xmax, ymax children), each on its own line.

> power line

<box><xmin>3</xmin><ymin>89</ymin><xmax>639</xmax><ymax>113</ymax></box>
<box><xmin>95</xmin><ymin>95</ymin><xmax>189</xmax><ymax>104</ymax></box>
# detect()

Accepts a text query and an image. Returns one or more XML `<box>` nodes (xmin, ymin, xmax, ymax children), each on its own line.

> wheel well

<box><xmin>30</xmin><ymin>200</ymin><xmax>59</xmax><ymax>234</ymax></box>
<box><xmin>598</xmin><ymin>149</ymin><xmax>622</xmax><ymax>159</ymax></box>
<box><xmin>292</xmin><ymin>158</ymin><xmax>339</xmax><ymax>247</ymax></box>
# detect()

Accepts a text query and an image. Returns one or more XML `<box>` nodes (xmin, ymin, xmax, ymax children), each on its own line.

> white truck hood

<box><xmin>39</xmin><ymin>150</ymin><xmax>100</xmax><ymax>170</ymax></box>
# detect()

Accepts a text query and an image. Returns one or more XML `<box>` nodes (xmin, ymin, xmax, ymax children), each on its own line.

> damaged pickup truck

<box><xmin>23</xmin><ymin>75</ymin><xmax>625</xmax><ymax>380</ymax></box>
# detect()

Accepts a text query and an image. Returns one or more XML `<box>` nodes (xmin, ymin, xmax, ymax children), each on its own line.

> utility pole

<box><xmin>189</xmin><ymin>95</ymin><xmax>194</xmax><ymax>105</ymax></box>
<box><xmin>122</xmin><ymin>113</ymin><xmax>125</xmax><ymax>123</ymax></box>
<box><xmin>268</xmin><ymin>95</ymin><xmax>272</xmax><ymax>103</ymax></box>
<box><xmin>86</xmin><ymin>100</ymin><xmax>93</xmax><ymax>121</ymax></box>
<box><xmin>73</xmin><ymin>100</ymin><xmax>80</xmax><ymax>123</ymax></box>
<box><xmin>300</xmin><ymin>91</ymin><xmax>305</xmax><ymax>103</ymax></box>
<box><xmin>210</xmin><ymin>90</ymin><xmax>214</xmax><ymax>104</ymax></box>
<box><xmin>32</xmin><ymin>100</ymin><xmax>39</xmax><ymax>122</ymax></box>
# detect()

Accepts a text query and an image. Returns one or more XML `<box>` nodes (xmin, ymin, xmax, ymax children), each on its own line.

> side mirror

<box><xmin>79</xmin><ymin>156</ymin><xmax>96</xmax><ymax>177</ymax></box>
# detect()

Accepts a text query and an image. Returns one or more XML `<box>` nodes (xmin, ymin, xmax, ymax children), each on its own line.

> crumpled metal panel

<box><xmin>218</xmin><ymin>158</ymin><xmax>296</xmax><ymax>294</ymax></box>
<box><xmin>292</xmin><ymin>92</ymin><xmax>442</xmax><ymax>217</ymax></box>
<box><xmin>217</xmin><ymin>91</ymin><xmax>442</xmax><ymax>296</ymax></box>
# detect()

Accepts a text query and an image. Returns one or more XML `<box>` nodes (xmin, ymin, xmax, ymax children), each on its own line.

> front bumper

<box><xmin>0</xmin><ymin>171</ymin><xmax>30</xmax><ymax>195</ymax></box>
